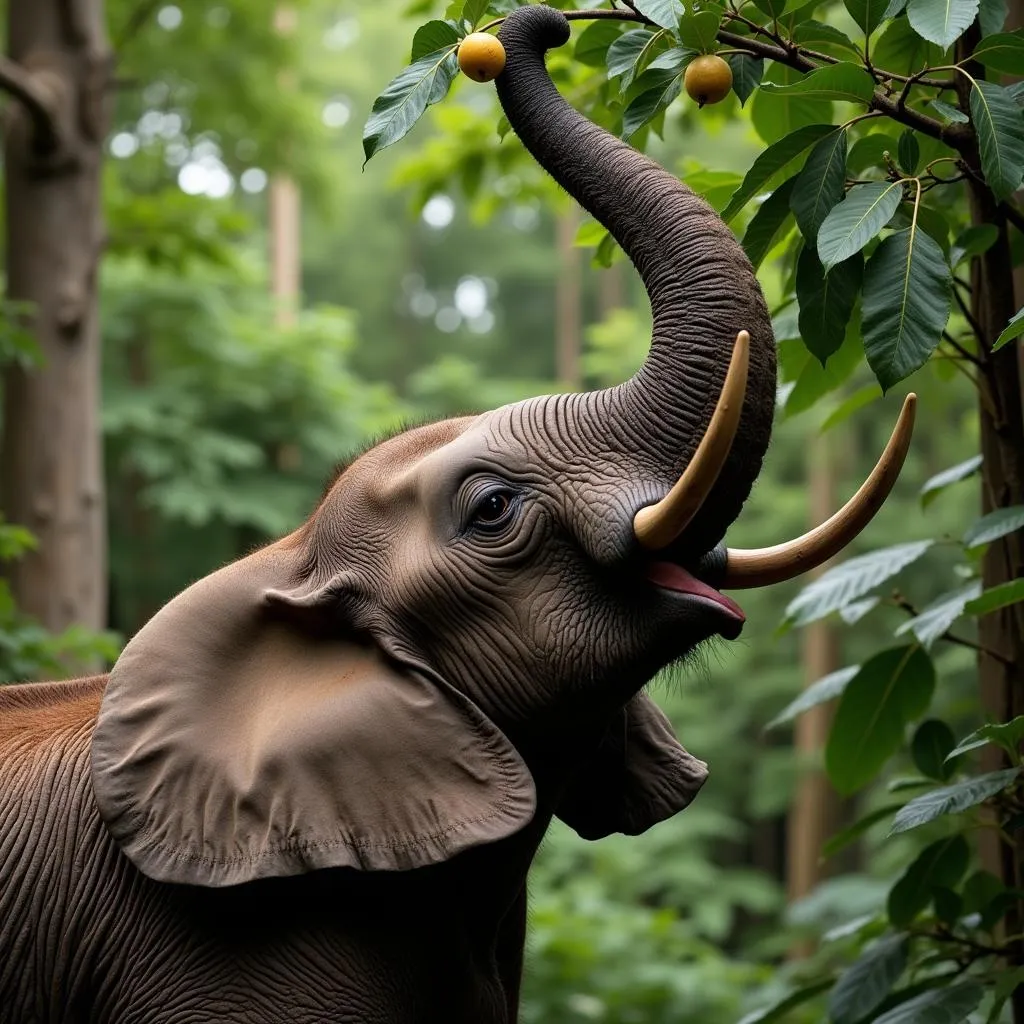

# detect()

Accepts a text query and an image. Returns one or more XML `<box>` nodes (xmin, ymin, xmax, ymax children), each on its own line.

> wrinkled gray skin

<box><xmin>0</xmin><ymin>7</ymin><xmax>775</xmax><ymax>1023</ymax></box>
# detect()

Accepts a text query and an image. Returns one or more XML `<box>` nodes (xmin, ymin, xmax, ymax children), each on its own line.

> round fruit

<box><xmin>683</xmin><ymin>55</ymin><xmax>733</xmax><ymax>108</ymax></box>
<box><xmin>458</xmin><ymin>33</ymin><xmax>506</xmax><ymax>82</ymax></box>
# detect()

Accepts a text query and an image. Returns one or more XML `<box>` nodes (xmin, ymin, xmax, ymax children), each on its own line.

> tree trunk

<box><xmin>1</xmin><ymin>0</ymin><xmax>111</xmax><ymax>637</ymax></box>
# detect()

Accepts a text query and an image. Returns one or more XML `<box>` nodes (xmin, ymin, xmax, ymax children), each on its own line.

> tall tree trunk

<box><xmin>1</xmin><ymin>0</ymin><xmax>111</xmax><ymax>637</ymax></box>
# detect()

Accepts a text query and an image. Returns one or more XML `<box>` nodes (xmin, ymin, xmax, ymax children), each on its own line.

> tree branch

<box><xmin>114</xmin><ymin>0</ymin><xmax>164</xmax><ymax>51</ymax></box>
<box><xmin>0</xmin><ymin>55</ymin><xmax>60</xmax><ymax>153</ymax></box>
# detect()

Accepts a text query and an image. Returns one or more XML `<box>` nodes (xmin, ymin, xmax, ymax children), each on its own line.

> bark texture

<box><xmin>1</xmin><ymin>0</ymin><xmax>111</xmax><ymax>635</ymax></box>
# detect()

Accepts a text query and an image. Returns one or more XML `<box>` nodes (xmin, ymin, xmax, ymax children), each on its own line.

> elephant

<box><xmin>0</xmin><ymin>6</ymin><xmax>915</xmax><ymax>1023</ymax></box>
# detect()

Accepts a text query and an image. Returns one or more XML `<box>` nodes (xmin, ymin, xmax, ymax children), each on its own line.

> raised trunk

<box><xmin>495</xmin><ymin>7</ymin><xmax>776</xmax><ymax>556</ymax></box>
<box><xmin>1</xmin><ymin>0</ymin><xmax>110</xmax><ymax>638</ymax></box>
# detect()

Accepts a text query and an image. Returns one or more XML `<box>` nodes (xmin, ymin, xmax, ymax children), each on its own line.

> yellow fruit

<box><xmin>683</xmin><ymin>55</ymin><xmax>733</xmax><ymax>108</ymax></box>
<box><xmin>458</xmin><ymin>32</ymin><xmax>506</xmax><ymax>82</ymax></box>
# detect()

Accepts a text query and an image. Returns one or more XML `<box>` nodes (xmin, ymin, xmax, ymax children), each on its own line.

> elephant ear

<box><xmin>555</xmin><ymin>692</ymin><xmax>708</xmax><ymax>840</ymax></box>
<box><xmin>91</xmin><ymin>543</ymin><xmax>536</xmax><ymax>887</ymax></box>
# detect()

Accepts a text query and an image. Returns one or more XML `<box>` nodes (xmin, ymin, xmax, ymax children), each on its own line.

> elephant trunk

<box><xmin>495</xmin><ymin>6</ymin><xmax>776</xmax><ymax>557</ymax></box>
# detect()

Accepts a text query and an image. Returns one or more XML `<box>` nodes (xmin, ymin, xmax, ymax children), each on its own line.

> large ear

<box><xmin>555</xmin><ymin>692</ymin><xmax>708</xmax><ymax>840</ymax></box>
<box><xmin>91</xmin><ymin>542</ymin><xmax>536</xmax><ymax>887</ymax></box>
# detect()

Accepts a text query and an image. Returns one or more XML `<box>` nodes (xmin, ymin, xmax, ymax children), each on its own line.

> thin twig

<box><xmin>1001</xmin><ymin>201</ymin><xmax>1024</xmax><ymax>235</ymax></box>
<box><xmin>952</xmin><ymin>283</ymin><xmax>986</xmax><ymax>346</ymax></box>
<box><xmin>890</xmin><ymin>593</ymin><xmax>1013</xmax><ymax>664</ymax></box>
<box><xmin>942</xmin><ymin>330</ymin><xmax>982</xmax><ymax>367</ymax></box>
<box><xmin>0</xmin><ymin>55</ymin><xmax>60</xmax><ymax>153</ymax></box>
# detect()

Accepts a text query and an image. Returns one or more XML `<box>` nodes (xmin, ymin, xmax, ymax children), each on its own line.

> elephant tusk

<box><xmin>722</xmin><ymin>394</ymin><xmax>917</xmax><ymax>589</ymax></box>
<box><xmin>633</xmin><ymin>331</ymin><xmax>750</xmax><ymax>550</ymax></box>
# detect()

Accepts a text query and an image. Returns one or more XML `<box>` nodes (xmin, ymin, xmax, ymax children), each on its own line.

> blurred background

<box><xmin>0</xmin><ymin>1</ymin><xmax>984</xmax><ymax>1020</ymax></box>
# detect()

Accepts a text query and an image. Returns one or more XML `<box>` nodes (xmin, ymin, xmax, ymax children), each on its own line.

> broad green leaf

<box><xmin>873</xmin><ymin>983</ymin><xmax>983</xmax><ymax>1024</ymax></box>
<box><xmin>784</xmin><ymin>316</ymin><xmax>864</xmax><ymax>415</ymax></box>
<box><xmin>737</xmin><ymin>980</ymin><xmax>837</xmax><ymax>1024</ymax></box>
<box><xmin>887</xmin><ymin>835</ymin><xmax>969</xmax><ymax>926</ymax></box>
<box><xmin>633</xmin><ymin>0</ymin><xmax>684</xmax><ymax>30</ymax></box>
<box><xmin>826</xmin><ymin>645</ymin><xmax>935</xmax><ymax>794</ymax></box>
<box><xmin>990</xmin><ymin>969</ymin><xmax>1024</xmax><ymax>1024</ymax></box>
<box><xmin>929</xmin><ymin>98</ymin><xmax>969</xmax><ymax>123</ymax></box>
<box><xmin>607</xmin><ymin>29</ymin><xmax>665</xmax><ymax>90</ymax></box>
<box><xmin>920</xmin><ymin>455</ymin><xmax>982</xmax><ymax>506</ymax></box>
<box><xmin>979</xmin><ymin>0</ymin><xmax>1008</xmax><ymax>34</ymax></box>
<box><xmin>823</xmin><ymin>804</ymin><xmax>906</xmax><ymax>857</ymax></box>
<box><xmin>993</xmin><ymin>305</ymin><xmax>1024</xmax><ymax>351</ymax></box>
<box><xmin>963</xmin><ymin>504</ymin><xmax>1024</xmax><ymax>548</ymax></box>
<box><xmin>792</xmin><ymin>128</ymin><xmax>848</xmax><ymax>241</ymax></box>
<box><xmin>828</xmin><ymin>935</ymin><xmax>908</xmax><ymax>1024</ymax></box>
<box><xmin>753</xmin><ymin>0</ymin><xmax>789</xmax><ymax>16</ymax></box>
<box><xmin>897</xmin><ymin>131</ymin><xmax>920</xmax><ymax>174</ymax></box>
<box><xmin>873</xmin><ymin>17</ymin><xmax>944</xmax><ymax>74</ymax></box>
<box><xmin>906</xmin><ymin>0</ymin><xmax>979</xmax><ymax>48</ymax></box>
<box><xmin>884</xmin><ymin>0</ymin><xmax>909</xmax><ymax>15</ymax></box>
<box><xmin>766</xmin><ymin>665</ymin><xmax>859</xmax><ymax>730</ymax></box>
<box><xmin>970</xmin><ymin>78</ymin><xmax>1024</xmax><ymax>200</ymax></box>
<box><xmin>677</xmin><ymin>10</ymin><xmax>721</xmax><ymax>51</ymax></box>
<box><xmin>759</xmin><ymin>62</ymin><xmax>875</xmax><ymax>104</ymax></box>
<box><xmin>894</xmin><ymin>580</ymin><xmax>981</xmax><ymax>649</ymax></box>
<box><xmin>910</xmin><ymin>719</ymin><xmax>958</xmax><ymax>779</ymax></box>
<box><xmin>460</xmin><ymin>0</ymin><xmax>489</xmax><ymax>28</ymax></box>
<box><xmin>965</xmin><ymin>577</ymin><xmax>1024</xmax><ymax>615</ymax></box>
<box><xmin>794</xmin><ymin>21</ymin><xmax>862</xmax><ymax>57</ymax></box>
<box><xmin>972</xmin><ymin>30</ymin><xmax>1024</xmax><ymax>73</ymax></box>
<box><xmin>817</xmin><ymin>182</ymin><xmax>903</xmax><ymax>270</ymax></box>
<box><xmin>845</xmin><ymin>0</ymin><xmax>891</xmax><ymax>35</ymax></box>
<box><xmin>950</xmin><ymin>224</ymin><xmax>998</xmax><ymax>267</ymax></box>
<box><xmin>621</xmin><ymin>70</ymin><xmax>682</xmax><ymax>139</ymax></box>
<box><xmin>574</xmin><ymin>21</ymin><xmax>626</xmax><ymax>67</ymax></box>
<box><xmin>888</xmin><ymin>769</ymin><xmax>1020</xmax><ymax>834</ymax></box>
<box><xmin>647</xmin><ymin>46</ymin><xmax>696</xmax><ymax>72</ymax></box>
<box><xmin>862</xmin><ymin>227</ymin><xmax>952</xmax><ymax>391</ymax></box>
<box><xmin>411</xmin><ymin>20</ymin><xmax>461</xmax><ymax>61</ymax></box>
<box><xmin>362</xmin><ymin>49</ymin><xmax>458</xmax><ymax>162</ymax></box>
<box><xmin>786</xmin><ymin>540</ymin><xmax>934</xmax><ymax>627</ymax></box>
<box><xmin>822</xmin><ymin>383</ymin><xmax>882</xmax><ymax>430</ymax></box>
<box><xmin>946</xmin><ymin>716</ymin><xmax>1024</xmax><ymax>760</ymax></box>
<box><xmin>751</xmin><ymin>66</ymin><xmax>835</xmax><ymax>143</ymax></box>
<box><xmin>722</xmin><ymin>124</ymin><xmax>836</xmax><ymax>222</ymax></box>
<box><xmin>727</xmin><ymin>53</ymin><xmax>764</xmax><ymax>105</ymax></box>
<box><xmin>797</xmin><ymin>249</ymin><xmax>863</xmax><ymax>363</ymax></box>
<box><xmin>840</xmin><ymin>596</ymin><xmax>881</xmax><ymax>623</ymax></box>
<box><xmin>743</xmin><ymin>178</ymin><xmax>797</xmax><ymax>268</ymax></box>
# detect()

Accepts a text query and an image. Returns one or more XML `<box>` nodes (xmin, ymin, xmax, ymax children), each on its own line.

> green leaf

<box><xmin>460</xmin><ymin>0</ymin><xmax>489</xmax><ymax>28</ymax></box>
<box><xmin>633</xmin><ymin>0</ymin><xmax>684</xmax><ymax>30</ymax></box>
<box><xmin>828</xmin><ymin>935</ymin><xmax>908</xmax><ymax>1024</ymax></box>
<box><xmin>872</xmin><ymin>983</ymin><xmax>983</xmax><ymax>1024</ymax></box>
<box><xmin>910</xmin><ymin>719</ymin><xmax>958</xmax><ymax>780</ymax></box>
<box><xmin>743</xmin><ymin>177</ymin><xmax>797</xmax><ymax>268</ymax></box>
<box><xmin>897</xmin><ymin>131</ymin><xmax>920</xmax><ymax>174</ymax></box>
<box><xmin>621</xmin><ymin>70</ymin><xmax>682</xmax><ymax>139</ymax></box>
<box><xmin>826</xmin><ymin>645</ymin><xmax>935</xmax><ymax>795</ymax></box>
<box><xmin>794</xmin><ymin>21</ymin><xmax>862</xmax><ymax>57</ymax></box>
<box><xmin>950</xmin><ymin>224</ymin><xmax>998</xmax><ymax>267</ymax></box>
<box><xmin>970</xmin><ymin>78</ymin><xmax>1024</xmax><ymax>201</ymax></box>
<box><xmin>766</xmin><ymin>665</ymin><xmax>859</xmax><ymax>730</ymax></box>
<box><xmin>817</xmin><ymin>182</ymin><xmax>903</xmax><ymax>270</ymax></box>
<box><xmin>647</xmin><ymin>46</ymin><xmax>696</xmax><ymax>72</ymax></box>
<box><xmin>797</xmin><ymin>249</ymin><xmax>863</xmax><ymax>364</ymax></box>
<box><xmin>727</xmin><ymin>53</ymin><xmax>764</xmax><ymax>105</ymax></box>
<box><xmin>929</xmin><ymin>98</ymin><xmax>969</xmax><ymax>123</ymax></box>
<box><xmin>822</xmin><ymin>383</ymin><xmax>882</xmax><ymax>430</ymax></box>
<box><xmin>889</xmin><ymin>769</ymin><xmax>1020</xmax><ymax>835</ymax></box>
<box><xmin>792</xmin><ymin>128</ymin><xmax>848</xmax><ymax>242</ymax></box>
<box><xmin>751</xmin><ymin>65</ymin><xmax>835</xmax><ymax>143</ymax></box>
<box><xmin>931</xmin><ymin>887</ymin><xmax>963</xmax><ymax>924</ymax></box>
<box><xmin>884</xmin><ymin>0</ymin><xmax>909</xmax><ymax>15</ymax></box>
<box><xmin>840</xmin><ymin>596</ymin><xmax>881</xmax><ymax>623</ymax></box>
<box><xmin>963</xmin><ymin>504</ymin><xmax>1024</xmax><ymax>548</ymax></box>
<box><xmin>862</xmin><ymin>227</ymin><xmax>952</xmax><ymax>391</ymax></box>
<box><xmin>723</xmin><ymin>123</ymin><xmax>836</xmax><ymax>222</ymax></box>
<box><xmin>965</xmin><ymin>577</ymin><xmax>1024</xmax><ymax>615</ymax></box>
<box><xmin>738</xmin><ymin>980</ymin><xmax>837</xmax><ymax>1024</ymax></box>
<box><xmin>873</xmin><ymin>16</ymin><xmax>944</xmax><ymax>73</ymax></box>
<box><xmin>845</xmin><ymin>0</ymin><xmax>892</xmax><ymax>35</ymax></box>
<box><xmin>920</xmin><ymin>455</ymin><xmax>982</xmax><ymax>506</ymax></box>
<box><xmin>993</xmin><ymin>305</ymin><xmax>1024</xmax><ymax>352</ymax></box>
<box><xmin>972</xmin><ymin>30</ymin><xmax>1024</xmax><ymax>73</ymax></box>
<box><xmin>946</xmin><ymin>717</ymin><xmax>1024</xmax><ymax>760</ymax></box>
<box><xmin>362</xmin><ymin>49</ymin><xmax>458</xmax><ymax>163</ymax></box>
<box><xmin>574</xmin><ymin>21</ymin><xmax>626</xmax><ymax>67</ymax></box>
<box><xmin>411</xmin><ymin>20</ymin><xmax>461</xmax><ymax>61</ymax></box>
<box><xmin>783</xmin><ymin>317</ymin><xmax>864</xmax><ymax>416</ymax></box>
<box><xmin>887</xmin><ymin>835</ymin><xmax>969</xmax><ymax>927</ymax></box>
<box><xmin>607</xmin><ymin>29</ymin><xmax>665</xmax><ymax>90</ymax></box>
<box><xmin>759</xmin><ymin>62</ymin><xmax>875</xmax><ymax>104</ymax></box>
<box><xmin>823</xmin><ymin>803</ymin><xmax>907</xmax><ymax>857</ymax></box>
<box><xmin>786</xmin><ymin>541</ymin><xmax>934</xmax><ymax>627</ymax></box>
<box><xmin>979</xmin><ymin>0</ymin><xmax>1008</xmax><ymax>34</ymax></box>
<box><xmin>906</xmin><ymin>0</ymin><xmax>980</xmax><ymax>48</ymax></box>
<box><xmin>677</xmin><ymin>10</ymin><xmax>721</xmax><ymax>51</ymax></box>
<box><xmin>753</xmin><ymin>0</ymin><xmax>789</xmax><ymax>16</ymax></box>
<box><xmin>894</xmin><ymin>580</ymin><xmax>981</xmax><ymax>649</ymax></box>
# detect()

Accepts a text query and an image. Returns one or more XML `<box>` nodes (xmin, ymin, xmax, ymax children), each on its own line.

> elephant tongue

<box><xmin>647</xmin><ymin>562</ymin><xmax>745</xmax><ymax>622</ymax></box>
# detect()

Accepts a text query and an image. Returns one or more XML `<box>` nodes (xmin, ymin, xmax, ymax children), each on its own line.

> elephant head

<box><xmin>90</xmin><ymin>6</ymin><xmax>913</xmax><ymax>888</ymax></box>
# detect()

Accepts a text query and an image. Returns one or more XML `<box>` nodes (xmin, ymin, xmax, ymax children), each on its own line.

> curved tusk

<box><xmin>633</xmin><ymin>331</ymin><xmax>750</xmax><ymax>551</ymax></box>
<box><xmin>722</xmin><ymin>394</ymin><xmax>917</xmax><ymax>589</ymax></box>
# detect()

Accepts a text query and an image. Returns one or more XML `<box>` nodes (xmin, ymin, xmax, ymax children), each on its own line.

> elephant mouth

<box><xmin>645</xmin><ymin>560</ymin><xmax>745</xmax><ymax>638</ymax></box>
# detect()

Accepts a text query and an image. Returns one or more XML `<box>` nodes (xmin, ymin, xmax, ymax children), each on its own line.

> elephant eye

<box><xmin>472</xmin><ymin>490</ymin><xmax>516</xmax><ymax>528</ymax></box>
